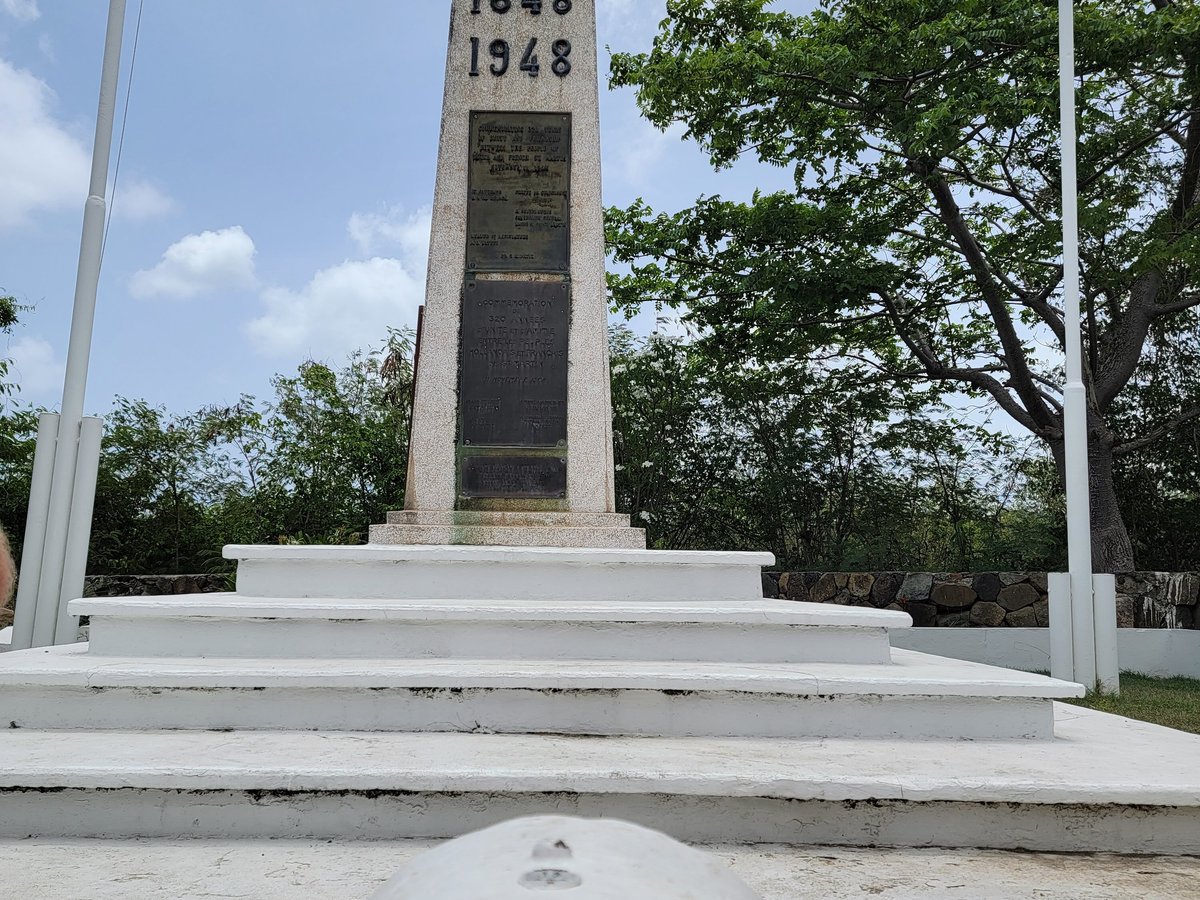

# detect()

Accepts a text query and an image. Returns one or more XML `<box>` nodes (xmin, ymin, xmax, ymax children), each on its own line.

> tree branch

<box><xmin>911</xmin><ymin>161</ymin><xmax>1057</xmax><ymax>428</ymax></box>
<box><xmin>1152</xmin><ymin>293</ymin><xmax>1200</xmax><ymax>318</ymax></box>
<box><xmin>1096</xmin><ymin>271</ymin><xmax>1163</xmax><ymax>410</ymax></box>
<box><xmin>878</xmin><ymin>290</ymin><xmax>1043</xmax><ymax>434</ymax></box>
<box><xmin>1114</xmin><ymin>405</ymin><xmax>1200</xmax><ymax>456</ymax></box>
<box><xmin>1020</xmin><ymin>272</ymin><xmax>1067</xmax><ymax>342</ymax></box>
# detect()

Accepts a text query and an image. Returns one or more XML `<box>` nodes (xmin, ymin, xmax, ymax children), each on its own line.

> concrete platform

<box><xmin>2</xmin><ymin>838</ymin><xmax>1196</xmax><ymax>899</ymax></box>
<box><xmin>0</xmin><ymin>646</ymin><xmax>1077</xmax><ymax>739</ymax></box>
<box><xmin>2</xmin><ymin>544</ymin><xmax>1193</xmax><ymax>854</ymax></box>
<box><xmin>0</xmin><ymin>705</ymin><xmax>1197</xmax><ymax>852</ymax></box>
<box><xmin>224</xmin><ymin>545</ymin><xmax>774</xmax><ymax>602</ymax></box>
<box><xmin>75</xmin><ymin>596</ymin><xmax>903</xmax><ymax>663</ymax></box>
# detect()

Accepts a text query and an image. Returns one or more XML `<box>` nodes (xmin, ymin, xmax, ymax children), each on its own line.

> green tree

<box><xmin>86</xmin><ymin>330</ymin><xmax>416</xmax><ymax>574</ymax></box>
<box><xmin>252</xmin><ymin>328</ymin><xmax>415</xmax><ymax>544</ymax></box>
<box><xmin>89</xmin><ymin>399</ymin><xmax>218</xmax><ymax>575</ymax></box>
<box><xmin>1107</xmin><ymin>310</ymin><xmax>1200</xmax><ymax>569</ymax></box>
<box><xmin>196</xmin><ymin>328</ymin><xmax>416</xmax><ymax>549</ymax></box>
<box><xmin>611</xmin><ymin>326</ymin><xmax>744</xmax><ymax>549</ymax></box>
<box><xmin>0</xmin><ymin>290</ymin><xmax>17</xmax><ymax>400</ymax></box>
<box><xmin>608</xmin><ymin>0</ymin><xmax>1199</xmax><ymax>572</ymax></box>
<box><xmin>0</xmin><ymin>292</ymin><xmax>37</xmax><ymax>553</ymax></box>
<box><xmin>610</xmin><ymin>326</ymin><xmax>1059</xmax><ymax>570</ymax></box>
<box><xmin>0</xmin><ymin>409</ymin><xmax>39</xmax><ymax>566</ymax></box>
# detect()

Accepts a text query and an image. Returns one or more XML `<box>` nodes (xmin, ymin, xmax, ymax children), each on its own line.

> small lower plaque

<box><xmin>461</xmin><ymin>455</ymin><xmax>567</xmax><ymax>499</ymax></box>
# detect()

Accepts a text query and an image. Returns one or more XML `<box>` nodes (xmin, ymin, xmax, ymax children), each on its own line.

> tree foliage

<box><xmin>0</xmin><ymin>289</ymin><xmax>20</xmax><ymax>403</ymax></box>
<box><xmin>3</xmin><ymin>322</ymin><xmax>1194</xmax><ymax>575</ymax></box>
<box><xmin>611</xmin><ymin>326</ymin><xmax>1065</xmax><ymax>571</ymax></box>
<box><xmin>0</xmin><ymin>331</ymin><xmax>415</xmax><ymax>576</ymax></box>
<box><xmin>0</xmin><ymin>290</ymin><xmax>35</xmax><ymax>559</ymax></box>
<box><xmin>608</xmin><ymin>0</ymin><xmax>1200</xmax><ymax>572</ymax></box>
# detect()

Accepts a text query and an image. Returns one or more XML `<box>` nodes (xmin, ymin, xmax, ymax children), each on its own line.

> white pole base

<box><xmin>1048</xmin><ymin>572</ymin><xmax>1120</xmax><ymax>694</ymax></box>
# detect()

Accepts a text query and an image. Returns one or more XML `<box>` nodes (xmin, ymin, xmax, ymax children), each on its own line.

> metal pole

<box><xmin>1093</xmin><ymin>574</ymin><xmax>1120</xmax><ymax>695</ymax></box>
<box><xmin>54</xmin><ymin>417</ymin><xmax>104</xmax><ymax>646</ymax></box>
<box><xmin>32</xmin><ymin>0</ymin><xmax>125</xmax><ymax>647</ymax></box>
<box><xmin>10</xmin><ymin>413</ymin><xmax>61</xmax><ymax>651</ymax></box>
<box><xmin>1058</xmin><ymin>0</ymin><xmax>1096</xmax><ymax>690</ymax></box>
<box><xmin>1048</xmin><ymin>572</ymin><xmax>1075</xmax><ymax>683</ymax></box>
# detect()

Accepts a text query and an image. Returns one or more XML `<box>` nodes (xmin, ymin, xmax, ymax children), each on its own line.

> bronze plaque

<box><xmin>467</xmin><ymin>111</ymin><xmax>571</xmax><ymax>273</ymax></box>
<box><xmin>461</xmin><ymin>455</ymin><xmax>567</xmax><ymax>499</ymax></box>
<box><xmin>460</xmin><ymin>278</ymin><xmax>569</xmax><ymax>448</ymax></box>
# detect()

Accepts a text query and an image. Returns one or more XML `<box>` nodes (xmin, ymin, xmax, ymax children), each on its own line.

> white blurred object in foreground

<box><xmin>371</xmin><ymin>816</ymin><xmax>762</xmax><ymax>899</ymax></box>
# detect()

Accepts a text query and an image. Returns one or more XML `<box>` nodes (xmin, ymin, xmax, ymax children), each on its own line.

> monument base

<box><xmin>371</xmin><ymin>510</ymin><xmax>647</xmax><ymax>549</ymax></box>
<box><xmin>0</xmin><ymin>543</ymin><xmax>1196</xmax><ymax>852</ymax></box>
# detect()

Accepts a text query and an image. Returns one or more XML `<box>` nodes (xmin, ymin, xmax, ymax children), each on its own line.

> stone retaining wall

<box><xmin>763</xmin><ymin>571</ymin><xmax>1199</xmax><ymax>629</ymax></box>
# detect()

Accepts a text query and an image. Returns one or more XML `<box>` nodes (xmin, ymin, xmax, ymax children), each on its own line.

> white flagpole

<box><xmin>13</xmin><ymin>0</ymin><xmax>125</xmax><ymax>649</ymax></box>
<box><xmin>1058</xmin><ymin>0</ymin><xmax>1114</xmax><ymax>693</ymax></box>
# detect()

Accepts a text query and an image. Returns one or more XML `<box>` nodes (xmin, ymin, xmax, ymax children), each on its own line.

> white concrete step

<box><xmin>73</xmin><ymin>597</ymin><xmax>903</xmax><ymax>664</ymax></box>
<box><xmin>0</xmin><ymin>705</ymin><xmax>1196</xmax><ymax>852</ymax></box>
<box><xmin>224</xmin><ymin>545</ymin><xmax>774</xmax><ymax>602</ymax></box>
<box><xmin>0</xmin><ymin>647</ymin><xmax>1079</xmax><ymax>739</ymax></box>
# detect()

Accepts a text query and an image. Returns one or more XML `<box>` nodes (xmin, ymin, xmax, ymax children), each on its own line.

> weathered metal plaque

<box><xmin>460</xmin><ymin>278</ymin><xmax>569</xmax><ymax>448</ymax></box>
<box><xmin>461</xmin><ymin>455</ymin><xmax>567</xmax><ymax>499</ymax></box>
<box><xmin>467</xmin><ymin>111</ymin><xmax>571</xmax><ymax>273</ymax></box>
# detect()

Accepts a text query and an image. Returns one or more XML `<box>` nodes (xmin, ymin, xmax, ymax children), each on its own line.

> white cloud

<box><xmin>245</xmin><ymin>257</ymin><xmax>422</xmax><ymax>360</ymax></box>
<box><xmin>244</xmin><ymin>205</ymin><xmax>428</xmax><ymax>360</ymax></box>
<box><xmin>1</xmin><ymin>0</ymin><xmax>40</xmax><ymax>23</ymax></box>
<box><xmin>130</xmin><ymin>226</ymin><xmax>257</xmax><ymax>300</ymax></box>
<box><xmin>0</xmin><ymin>58</ymin><xmax>173</xmax><ymax>231</ymax></box>
<box><xmin>347</xmin><ymin>206</ymin><xmax>431</xmax><ymax>268</ymax></box>
<box><xmin>37</xmin><ymin>33</ymin><xmax>54</xmax><ymax>62</ymax></box>
<box><xmin>609</xmin><ymin>120</ymin><xmax>686</xmax><ymax>187</ymax></box>
<box><xmin>7</xmin><ymin>336</ymin><xmax>63</xmax><ymax>397</ymax></box>
<box><xmin>0</xmin><ymin>57</ymin><xmax>90</xmax><ymax>230</ymax></box>
<box><xmin>113</xmin><ymin>178</ymin><xmax>176</xmax><ymax>222</ymax></box>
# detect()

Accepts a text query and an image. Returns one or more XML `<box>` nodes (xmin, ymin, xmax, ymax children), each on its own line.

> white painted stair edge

<box><xmin>1</xmin><ymin>543</ymin><xmax>1195</xmax><ymax>852</ymax></box>
<box><xmin>0</xmin><ymin>705</ymin><xmax>1197</xmax><ymax>852</ymax></box>
<box><xmin>72</xmin><ymin>596</ymin><xmax>906</xmax><ymax>664</ymax></box>
<box><xmin>0</xmin><ymin>648</ymin><xmax>1081</xmax><ymax>740</ymax></box>
<box><xmin>224</xmin><ymin>545</ymin><xmax>776</xmax><ymax>602</ymax></box>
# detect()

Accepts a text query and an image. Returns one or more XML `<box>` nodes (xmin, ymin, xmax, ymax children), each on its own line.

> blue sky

<box><xmin>0</xmin><ymin>0</ymin><xmax>808</xmax><ymax>416</ymax></box>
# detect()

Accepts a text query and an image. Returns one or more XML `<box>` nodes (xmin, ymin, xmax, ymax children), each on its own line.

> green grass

<box><xmin>1064</xmin><ymin>673</ymin><xmax>1200</xmax><ymax>735</ymax></box>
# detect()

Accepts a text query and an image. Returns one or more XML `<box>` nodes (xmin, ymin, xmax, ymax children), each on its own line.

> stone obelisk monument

<box><xmin>372</xmin><ymin>0</ymin><xmax>644</xmax><ymax>549</ymax></box>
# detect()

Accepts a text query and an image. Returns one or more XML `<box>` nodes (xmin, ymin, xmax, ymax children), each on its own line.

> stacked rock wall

<box><xmin>763</xmin><ymin>571</ymin><xmax>1200</xmax><ymax>629</ymax></box>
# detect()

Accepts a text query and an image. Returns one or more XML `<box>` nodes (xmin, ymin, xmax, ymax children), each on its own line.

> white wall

<box><xmin>891</xmin><ymin>628</ymin><xmax>1200</xmax><ymax>679</ymax></box>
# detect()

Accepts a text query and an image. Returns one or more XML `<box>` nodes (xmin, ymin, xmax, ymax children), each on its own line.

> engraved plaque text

<box><xmin>461</xmin><ymin>455</ymin><xmax>567</xmax><ymax>499</ymax></box>
<box><xmin>460</xmin><ymin>278</ymin><xmax>568</xmax><ymax>448</ymax></box>
<box><xmin>467</xmin><ymin>111</ymin><xmax>571</xmax><ymax>272</ymax></box>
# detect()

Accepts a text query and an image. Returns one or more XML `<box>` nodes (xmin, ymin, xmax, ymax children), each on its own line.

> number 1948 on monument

<box><xmin>468</xmin><ymin>0</ymin><xmax>573</xmax><ymax>79</ymax></box>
